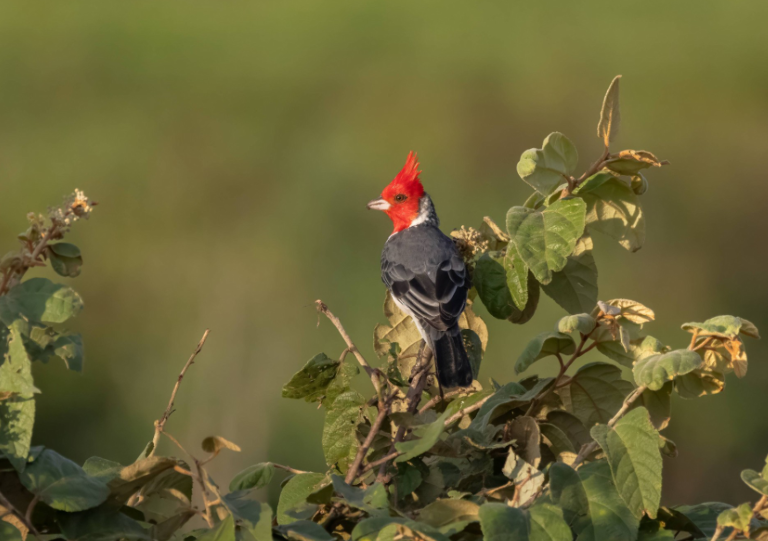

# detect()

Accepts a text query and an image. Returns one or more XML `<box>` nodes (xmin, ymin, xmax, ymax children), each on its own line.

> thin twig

<box><xmin>273</xmin><ymin>463</ymin><xmax>310</xmax><ymax>475</ymax></box>
<box><xmin>150</xmin><ymin>329</ymin><xmax>211</xmax><ymax>456</ymax></box>
<box><xmin>24</xmin><ymin>495</ymin><xmax>40</xmax><ymax>532</ymax></box>
<box><xmin>417</xmin><ymin>388</ymin><xmax>473</xmax><ymax>415</ymax></box>
<box><xmin>345</xmin><ymin>395</ymin><xmax>395</xmax><ymax>484</ymax></box>
<box><xmin>376</xmin><ymin>344</ymin><xmax>432</xmax><ymax>481</ymax></box>
<box><xmin>316</xmin><ymin>300</ymin><xmax>383</xmax><ymax>402</ymax></box>
<box><xmin>572</xmin><ymin>385</ymin><xmax>647</xmax><ymax>468</ymax></box>
<box><xmin>443</xmin><ymin>393</ymin><xmax>494</xmax><ymax>426</ymax></box>
<box><xmin>0</xmin><ymin>488</ymin><xmax>40</xmax><ymax>539</ymax></box>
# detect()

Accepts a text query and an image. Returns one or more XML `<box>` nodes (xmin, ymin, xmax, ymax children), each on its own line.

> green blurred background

<box><xmin>1</xmin><ymin>1</ymin><xmax>766</xmax><ymax>508</ymax></box>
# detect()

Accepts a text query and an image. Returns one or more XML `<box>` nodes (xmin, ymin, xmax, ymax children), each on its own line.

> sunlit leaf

<box><xmin>517</xmin><ymin>132</ymin><xmax>579</xmax><ymax>195</ymax></box>
<box><xmin>514</xmin><ymin>331</ymin><xmax>575</xmax><ymax>375</ymax></box>
<box><xmin>591</xmin><ymin>407</ymin><xmax>663</xmax><ymax>518</ymax></box>
<box><xmin>542</xmin><ymin>235</ymin><xmax>598</xmax><ymax>315</ymax></box>
<box><xmin>575</xmin><ymin>173</ymin><xmax>644</xmax><ymax>252</ymax></box>
<box><xmin>506</xmin><ymin>198</ymin><xmax>587</xmax><ymax>284</ymax></box>
<box><xmin>633</xmin><ymin>349</ymin><xmax>703</xmax><ymax>391</ymax></box>
<box><xmin>0</xmin><ymin>278</ymin><xmax>83</xmax><ymax>325</ymax></box>
<box><xmin>281</xmin><ymin>353</ymin><xmax>340</xmax><ymax>403</ymax></box>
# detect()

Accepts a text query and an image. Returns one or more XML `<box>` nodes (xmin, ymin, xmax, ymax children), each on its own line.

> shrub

<box><xmin>0</xmin><ymin>77</ymin><xmax>765</xmax><ymax>541</ymax></box>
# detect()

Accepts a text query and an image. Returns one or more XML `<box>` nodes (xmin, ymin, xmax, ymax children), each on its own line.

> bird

<box><xmin>367</xmin><ymin>151</ymin><xmax>473</xmax><ymax>389</ymax></box>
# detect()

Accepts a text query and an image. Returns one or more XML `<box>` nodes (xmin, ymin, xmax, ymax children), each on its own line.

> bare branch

<box><xmin>150</xmin><ymin>329</ymin><xmax>211</xmax><ymax>455</ymax></box>
<box><xmin>315</xmin><ymin>300</ymin><xmax>383</xmax><ymax>401</ymax></box>
<box><xmin>0</xmin><ymin>488</ymin><xmax>40</xmax><ymax>539</ymax></box>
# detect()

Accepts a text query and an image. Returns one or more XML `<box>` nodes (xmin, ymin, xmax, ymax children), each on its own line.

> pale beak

<box><xmin>367</xmin><ymin>198</ymin><xmax>391</xmax><ymax>211</ymax></box>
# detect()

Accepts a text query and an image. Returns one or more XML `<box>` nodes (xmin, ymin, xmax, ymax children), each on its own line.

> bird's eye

<box><xmin>394</xmin><ymin>194</ymin><xmax>407</xmax><ymax>203</ymax></box>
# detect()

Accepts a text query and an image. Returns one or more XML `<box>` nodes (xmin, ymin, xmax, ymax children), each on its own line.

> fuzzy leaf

<box><xmin>515</xmin><ymin>332</ymin><xmax>576</xmax><ymax>375</ymax></box>
<box><xmin>505</xmin><ymin>243</ymin><xmax>529</xmax><ymax>310</ymax></box>
<box><xmin>517</xmin><ymin>132</ymin><xmax>579</xmax><ymax>195</ymax></box>
<box><xmin>556</xmin><ymin>313</ymin><xmax>597</xmax><ymax>335</ymax></box>
<box><xmin>322</xmin><ymin>391</ymin><xmax>365</xmax><ymax>470</ymax></box>
<box><xmin>605</xmin><ymin>150</ymin><xmax>668</xmax><ymax>176</ymax></box>
<box><xmin>276</xmin><ymin>473</ymin><xmax>330</xmax><ymax>525</ymax></box>
<box><xmin>542</xmin><ymin>235</ymin><xmax>598</xmax><ymax>315</ymax></box>
<box><xmin>201</xmin><ymin>435</ymin><xmax>241</xmax><ymax>454</ymax></box>
<box><xmin>575</xmin><ymin>173</ymin><xmax>645</xmax><ymax>252</ymax></box>
<box><xmin>229</xmin><ymin>463</ymin><xmax>275</xmax><ymax>492</ymax></box>
<box><xmin>20</xmin><ymin>449</ymin><xmax>110</xmax><ymax>512</ymax></box>
<box><xmin>559</xmin><ymin>362</ymin><xmax>633</xmax><ymax>427</ymax></box>
<box><xmin>475</xmin><ymin>251</ymin><xmax>517</xmax><ymax>319</ymax></box>
<box><xmin>633</xmin><ymin>349</ymin><xmax>703</xmax><ymax>391</ymax></box>
<box><xmin>0</xmin><ymin>278</ymin><xmax>83</xmax><ymax>325</ymax></box>
<box><xmin>591</xmin><ymin>407</ymin><xmax>663</xmax><ymax>519</ymax></box>
<box><xmin>551</xmin><ymin>460</ymin><xmax>638</xmax><ymax>541</ymax></box>
<box><xmin>506</xmin><ymin>198</ymin><xmax>587</xmax><ymax>285</ymax></box>
<box><xmin>281</xmin><ymin>353</ymin><xmax>340</xmax><ymax>403</ymax></box>
<box><xmin>395</xmin><ymin>410</ymin><xmax>451</xmax><ymax>462</ymax></box>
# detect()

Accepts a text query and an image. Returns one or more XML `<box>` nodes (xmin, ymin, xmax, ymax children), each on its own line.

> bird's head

<box><xmin>367</xmin><ymin>151</ymin><xmax>426</xmax><ymax>234</ymax></box>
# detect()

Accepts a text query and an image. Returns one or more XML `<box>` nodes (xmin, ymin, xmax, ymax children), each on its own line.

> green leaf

<box><xmin>221</xmin><ymin>490</ymin><xmax>272</xmax><ymax>541</ymax></box>
<box><xmin>395</xmin><ymin>410</ymin><xmax>451</xmax><ymax>462</ymax></box>
<box><xmin>1</xmin><ymin>322</ymin><xmax>38</xmax><ymax>398</ymax></box>
<box><xmin>331</xmin><ymin>476</ymin><xmax>388</xmax><ymax>516</ymax></box>
<box><xmin>507</xmin><ymin>271</ymin><xmax>540</xmax><ymax>325</ymax></box>
<box><xmin>20</xmin><ymin>448</ymin><xmax>110</xmax><ymax>512</ymax></box>
<box><xmin>542</xmin><ymin>235</ymin><xmax>598</xmax><ymax>315</ymax></box>
<box><xmin>559</xmin><ymin>362</ymin><xmax>634</xmax><ymax>427</ymax></box>
<box><xmin>597</xmin><ymin>75</ymin><xmax>621</xmax><ymax>147</ymax></box>
<box><xmin>575</xmin><ymin>173</ymin><xmax>645</xmax><ymax>252</ymax></box>
<box><xmin>591</xmin><ymin>407</ymin><xmax>663</xmax><ymax>519</ymax></box>
<box><xmin>276</xmin><ymin>520</ymin><xmax>334</xmax><ymax>541</ymax></box>
<box><xmin>0</xmin><ymin>278</ymin><xmax>84</xmax><ymax>325</ymax></box>
<box><xmin>633</xmin><ymin>349</ymin><xmax>703</xmax><ymax>391</ymax></box>
<box><xmin>229</xmin><ymin>462</ymin><xmax>275</xmax><ymax>492</ymax></box>
<box><xmin>515</xmin><ymin>332</ymin><xmax>575</xmax><ymax>375</ymax></box>
<box><xmin>474</xmin><ymin>251</ymin><xmax>516</xmax><ymax>319</ymax></box>
<box><xmin>741</xmin><ymin>466</ymin><xmax>768</xmax><ymax>496</ymax></box>
<box><xmin>552</xmin><ymin>460</ymin><xmax>638</xmax><ymax>541</ymax></box>
<box><xmin>674</xmin><ymin>502</ymin><xmax>735</xmax><ymax>539</ymax></box>
<box><xmin>717</xmin><ymin>503</ymin><xmax>753</xmax><ymax>533</ymax></box>
<box><xmin>468</xmin><ymin>381</ymin><xmax>545</xmax><ymax>430</ymax></box>
<box><xmin>633</xmin><ymin>382</ymin><xmax>672</xmax><ymax>430</ymax></box>
<box><xmin>539</xmin><ymin>423</ymin><xmax>576</xmax><ymax>456</ymax></box>
<box><xmin>546</xmin><ymin>411</ymin><xmax>591</xmax><ymax>450</ymax></box>
<box><xmin>281</xmin><ymin>353</ymin><xmax>340</xmax><ymax>402</ymax></box>
<box><xmin>48</xmin><ymin>242</ymin><xmax>84</xmax><ymax>278</ymax></box>
<box><xmin>150</xmin><ymin>511</ymin><xmax>196</xmax><ymax>541</ymax></box>
<box><xmin>507</xmin><ymin>198</ymin><xmax>587</xmax><ymax>285</ymax></box>
<box><xmin>739</xmin><ymin>318</ymin><xmax>761</xmax><ymax>339</ymax></box>
<box><xmin>56</xmin><ymin>504</ymin><xmax>151</xmax><ymax>541</ymax></box>
<box><xmin>82</xmin><ymin>456</ymin><xmax>123</xmax><ymax>482</ymax></box>
<box><xmin>597</xmin><ymin>334</ymin><xmax>663</xmax><ymax>369</ymax></box>
<box><xmin>417</xmin><ymin>498</ymin><xmax>479</xmax><ymax>531</ymax></box>
<box><xmin>461</xmin><ymin>329</ymin><xmax>483</xmax><ymax>380</ymax></box>
<box><xmin>322</xmin><ymin>390</ymin><xmax>365</xmax><ymax>470</ymax></box>
<box><xmin>674</xmin><ymin>369</ymin><xmax>725</xmax><ymax>400</ymax></box>
<box><xmin>325</xmin><ymin>356</ymin><xmax>359</xmax><ymax>407</ymax></box>
<box><xmin>478</xmin><ymin>501</ymin><xmax>571</xmax><ymax>541</ymax></box>
<box><xmin>352</xmin><ymin>517</ymin><xmax>407</xmax><ymax>540</ymax></box>
<box><xmin>276</xmin><ymin>473</ymin><xmax>329</xmax><ymax>525</ymax></box>
<box><xmin>0</xmin><ymin>523</ymin><xmax>23</xmax><ymax>541</ymax></box>
<box><xmin>0</xmin><ymin>396</ymin><xmax>35</xmax><ymax>472</ymax></box>
<box><xmin>517</xmin><ymin>132</ymin><xmax>579</xmax><ymax>195</ymax></box>
<box><xmin>196</xmin><ymin>515</ymin><xmax>235</xmax><ymax>541</ymax></box>
<box><xmin>682</xmin><ymin>315</ymin><xmax>748</xmax><ymax>339</ymax></box>
<box><xmin>505</xmin><ymin>243</ymin><xmax>528</xmax><ymax>310</ymax></box>
<box><xmin>556</xmin><ymin>313</ymin><xmax>596</xmax><ymax>335</ymax></box>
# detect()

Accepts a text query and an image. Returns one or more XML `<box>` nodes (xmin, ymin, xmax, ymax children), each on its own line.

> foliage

<box><xmin>0</xmin><ymin>77</ymin><xmax>766</xmax><ymax>541</ymax></box>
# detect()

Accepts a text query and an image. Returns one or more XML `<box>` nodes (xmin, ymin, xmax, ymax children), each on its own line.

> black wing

<box><xmin>382</xmin><ymin>250</ymin><xmax>469</xmax><ymax>333</ymax></box>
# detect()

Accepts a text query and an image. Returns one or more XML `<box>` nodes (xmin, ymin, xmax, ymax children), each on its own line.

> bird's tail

<box><xmin>431</xmin><ymin>329</ymin><xmax>473</xmax><ymax>388</ymax></box>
